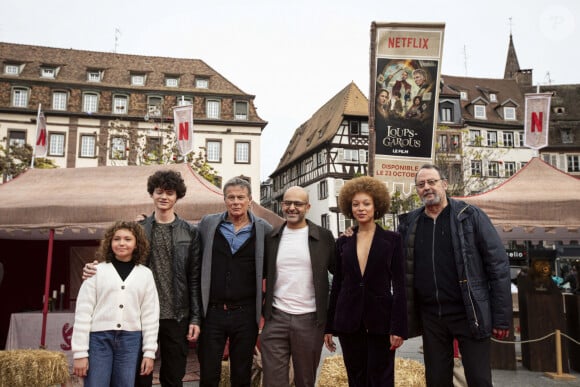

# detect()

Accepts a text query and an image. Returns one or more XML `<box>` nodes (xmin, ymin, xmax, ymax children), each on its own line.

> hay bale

<box><xmin>317</xmin><ymin>355</ymin><xmax>349</xmax><ymax>387</ymax></box>
<box><xmin>395</xmin><ymin>358</ymin><xmax>426</xmax><ymax>387</ymax></box>
<box><xmin>316</xmin><ymin>355</ymin><xmax>426</xmax><ymax>387</ymax></box>
<box><xmin>0</xmin><ymin>349</ymin><xmax>70</xmax><ymax>387</ymax></box>
<box><xmin>219</xmin><ymin>350</ymin><xmax>264</xmax><ymax>387</ymax></box>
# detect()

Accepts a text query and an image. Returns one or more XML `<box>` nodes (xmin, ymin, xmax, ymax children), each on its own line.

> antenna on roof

<box><xmin>544</xmin><ymin>72</ymin><xmax>553</xmax><ymax>85</ymax></box>
<box><xmin>114</xmin><ymin>28</ymin><xmax>121</xmax><ymax>53</ymax></box>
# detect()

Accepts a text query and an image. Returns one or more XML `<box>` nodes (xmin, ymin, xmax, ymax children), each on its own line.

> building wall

<box><xmin>1</xmin><ymin>43</ymin><xmax>266</xmax><ymax>192</ymax></box>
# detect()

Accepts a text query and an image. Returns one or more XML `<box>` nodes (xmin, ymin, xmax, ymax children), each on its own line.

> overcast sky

<box><xmin>2</xmin><ymin>0</ymin><xmax>578</xmax><ymax>180</ymax></box>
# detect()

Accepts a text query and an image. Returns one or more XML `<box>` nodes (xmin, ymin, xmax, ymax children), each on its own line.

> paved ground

<box><xmin>181</xmin><ymin>336</ymin><xmax>580</xmax><ymax>386</ymax></box>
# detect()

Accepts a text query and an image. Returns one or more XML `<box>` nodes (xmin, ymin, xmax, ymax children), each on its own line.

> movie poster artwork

<box><xmin>374</xmin><ymin>58</ymin><xmax>439</xmax><ymax>158</ymax></box>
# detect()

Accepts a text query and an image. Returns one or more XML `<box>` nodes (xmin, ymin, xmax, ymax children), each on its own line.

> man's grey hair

<box><xmin>223</xmin><ymin>177</ymin><xmax>252</xmax><ymax>196</ymax></box>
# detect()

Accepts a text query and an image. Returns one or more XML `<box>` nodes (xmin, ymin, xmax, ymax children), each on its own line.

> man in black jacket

<box><xmin>261</xmin><ymin>186</ymin><xmax>336</xmax><ymax>387</ymax></box>
<box><xmin>398</xmin><ymin>164</ymin><xmax>511</xmax><ymax>387</ymax></box>
<box><xmin>85</xmin><ymin>170</ymin><xmax>202</xmax><ymax>387</ymax></box>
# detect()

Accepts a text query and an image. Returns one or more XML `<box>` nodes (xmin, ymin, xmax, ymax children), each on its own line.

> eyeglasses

<box><xmin>415</xmin><ymin>179</ymin><xmax>442</xmax><ymax>189</ymax></box>
<box><xmin>281</xmin><ymin>200</ymin><xmax>308</xmax><ymax>208</ymax></box>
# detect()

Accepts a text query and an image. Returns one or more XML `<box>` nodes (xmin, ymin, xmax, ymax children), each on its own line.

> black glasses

<box><xmin>415</xmin><ymin>179</ymin><xmax>442</xmax><ymax>189</ymax></box>
<box><xmin>281</xmin><ymin>200</ymin><xmax>308</xmax><ymax>208</ymax></box>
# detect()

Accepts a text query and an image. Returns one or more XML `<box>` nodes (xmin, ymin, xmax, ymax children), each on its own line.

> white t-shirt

<box><xmin>272</xmin><ymin>226</ymin><xmax>316</xmax><ymax>314</ymax></box>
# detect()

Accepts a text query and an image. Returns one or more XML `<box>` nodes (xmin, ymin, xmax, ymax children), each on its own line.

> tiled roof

<box><xmin>274</xmin><ymin>82</ymin><xmax>368</xmax><ymax>172</ymax></box>
<box><xmin>441</xmin><ymin>74</ymin><xmax>524</xmax><ymax>126</ymax></box>
<box><xmin>521</xmin><ymin>84</ymin><xmax>580</xmax><ymax>121</ymax></box>
<box><xmin>0</xmin><ymin>42</ymin><xmax>248</xmax><ymax>96</ymax></box>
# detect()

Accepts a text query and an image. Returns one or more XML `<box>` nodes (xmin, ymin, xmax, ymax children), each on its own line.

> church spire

<box><xmin>504</xmin><ymin>20</ymin><xmax>520</xmax><ymax>79</ymax></box>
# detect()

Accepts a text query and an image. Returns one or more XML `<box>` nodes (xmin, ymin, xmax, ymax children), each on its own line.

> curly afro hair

<box><xmin>338</xmin><ymin>176</ymin><xmax>390</xmax><ymax>219</ymax></box>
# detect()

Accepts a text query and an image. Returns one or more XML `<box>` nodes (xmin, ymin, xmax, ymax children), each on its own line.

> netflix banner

<box><xmin>173</xmin><ymin>104</ymin><xmax>194</xmax><ymax>156</ymax></box>
<box><xmin>524</xmin><ymin>93</ymin><xmax>551</xmax><ymax>150</ymax></box>
<box><xmin>370</xmin><ymin>23</ymin><xmax>445</xmax><ymax>193</ymax></box>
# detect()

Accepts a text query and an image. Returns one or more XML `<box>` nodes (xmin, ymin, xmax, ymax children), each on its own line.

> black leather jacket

<box><xmin>141</xmin><ymin>213</ymin><xmax>202</xmax><ymax>326</ymax></box>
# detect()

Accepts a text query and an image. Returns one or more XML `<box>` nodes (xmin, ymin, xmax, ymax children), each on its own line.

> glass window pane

<box><xmin>236</xmin><ymin>142</ymin><xmax>249</xmax><ymax>163</ymax></box>
<box><xmin>207</xmin><ymin>100</ymin><xmax>220</xmax><ymax>119</ymax></box>
<box><xmin>234</xmin><ymin>101</ymin><xmax>248</xmax><ymax>119</ymax></box>
<box><xmin>52</xmin><ymin>91</ymin><xmax>67</xmax><ymax>110</ymax></box>
<box><xmin>12</xmin><ymin>88</ymin><xmax>28</xmax><ymax>107</ymax></box>
<box><xmin>9</xmin><ymin>131</ymin><xmax>26</xmax><ymax>147</ymax></box>
<box><xmin>110</xmin><ymin>137</ymin><xmax>127</xmax><ymax>159</ymax></box>
<box><xmin>80</xmin><ymin>135</ymin><xmax>95</xmax><ymax>157</ymax></box>
<box><xmin>207</xmin><ymin>141</ymin><xmax>221</xmax><ymax>162</ymax></box>
<box><xmin>83</xmin><ymin>94</ymin><xmax>98</xmax><ymax>113</ymax></box>
<box><xmin>114</xmin><ymin>96</ymin><xmax>128</xmax><ymax>114</ymax></box>
<box><xmin>49</xmin><ymin>133</ymin><xmax>65</xmax><ymax>156</ymax></box>
<box><xmin>196</xmin><ymin>78</ymin><xmax>209</xmax><ymax>88</ymax></box>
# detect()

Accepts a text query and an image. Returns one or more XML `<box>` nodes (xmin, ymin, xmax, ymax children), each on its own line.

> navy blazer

<box><xmin>326</xmin><ymin>224</ymin><xmax>408</xmax><ymax>338</ymax></box>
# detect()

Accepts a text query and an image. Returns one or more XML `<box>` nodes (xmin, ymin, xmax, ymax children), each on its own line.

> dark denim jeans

<box><xmin>85</xmin><ymin>330</ymin><xmax>142</xmax><ymax>387</ymax></box>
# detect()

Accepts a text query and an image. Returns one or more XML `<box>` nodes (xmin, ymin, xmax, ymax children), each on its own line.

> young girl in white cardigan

<box><xmin>72</xmin><ymin>221</ymin><xmax>160</xmax><ymax>386</ymax></box>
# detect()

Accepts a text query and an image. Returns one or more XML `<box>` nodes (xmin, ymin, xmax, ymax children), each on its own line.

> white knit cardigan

<box><xmin>72</xmin><ymin>262</ymin><xmax>160</xmax><ymax>359</ymax></box>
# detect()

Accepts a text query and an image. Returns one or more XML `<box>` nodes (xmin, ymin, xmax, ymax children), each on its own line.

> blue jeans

<box><xmin>85</xmin><ymin>330</ymin><xmax>142</xmax><ymax>387</ymax></box>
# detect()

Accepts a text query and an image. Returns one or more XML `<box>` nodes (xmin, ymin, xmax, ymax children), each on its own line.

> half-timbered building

<box><xmin>264</xmin><ymin>82</ymin><xmax>369</xmax><ymax>237</ymax></box>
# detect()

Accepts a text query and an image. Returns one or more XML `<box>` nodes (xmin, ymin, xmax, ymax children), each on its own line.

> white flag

<box><xmin>524</xmin><ymin>93</ymin><xmax>551</xmax><ymax>150</ymax></box>
<box><xmin>34</xmin><ymin>104</ymin><xmax>47</xmax><ymax>157</ymax></box>
<box><xmin>173</xmin><ymin>105</ymin><xmax>194</xmax><ymax>156</ymax></box>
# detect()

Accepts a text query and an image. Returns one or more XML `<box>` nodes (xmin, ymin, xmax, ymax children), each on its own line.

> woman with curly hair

<box><xmin>72</xmin><ymin>221</ymin><xmax>160</xmax><ymax>386</ymax></box>
<box><xmin>324</xmin><ymin>176</ymin><xmax>407</xmax><ymax>386</ymax></box>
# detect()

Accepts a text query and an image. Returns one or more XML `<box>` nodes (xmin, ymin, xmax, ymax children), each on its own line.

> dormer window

<box><xmin>440</xmin><ymin>106</ymin><xmax>453</xmax><ymax>122</ymax></box>
<box><xmin>131</xmin><ymin>74</ymin><xmax>146</xmax><ymax>86</ymax></box>
<box><xmin>554</xmin><ymin>107</ymin><xmax>566</xmax><ymax>114</ymax></box>
<box><xmin>87</xmin><ymin>70</ymin><xmax>102</xmax><ymax>82</ymax></box>
<box><xmin>41</xmin><ymin>67</ymin><xmax>56</xmax><ymax>78</ymax></box>
<box><xmin>234</xmin><ymin>101</ymin><xmax>248</xmax><ymax>120</ymax></box>
<box><xmin>504</xmin><ymin>107</ymin><xmax>516</xmax><ymax>120</ymax></box>
<box><xmin>4</xmin><ymin>64</ymin><xmax>20</xmax><ymax>75</ymax></box>
<box><xmin>474</xmin><ymin>105</ymin><xmax>486</xmax><ymax>119</ymax></box>
<box><xmin>489</xmin><ymin>93</ymin><xmax>497</xmax><ymax>102</ymax></box>
<box><xmin>460</xmin><ymin>91</ymin><xmax>468</xmax><ymax>100</ymax></box>
<box><xmin>165</xmin><ymin>76</ymin><xmax>179</xmax><ymax>87</ymax></box>
<box><xmin>195</xmin><ymin>77</ymin><xmax>209</xmax><ymax>89</ymax></box>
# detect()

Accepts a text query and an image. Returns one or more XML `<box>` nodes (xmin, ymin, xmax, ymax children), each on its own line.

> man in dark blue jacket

<box><xmin>398</xmin><ymin>164</ymin><xmax>512</xmax><ymax>387</ymax></box>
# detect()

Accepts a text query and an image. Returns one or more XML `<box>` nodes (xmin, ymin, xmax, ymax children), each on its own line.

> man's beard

<box><xmin>421</xmin><ymin>193</ymin><xmax>441</xmax><ymax>206</ymax></box>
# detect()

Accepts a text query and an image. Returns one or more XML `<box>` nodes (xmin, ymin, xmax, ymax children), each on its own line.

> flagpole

<box><xmin>31</xmin><ymin>104</ymin><xmax>42</xmax><ymax>168</ymax></box>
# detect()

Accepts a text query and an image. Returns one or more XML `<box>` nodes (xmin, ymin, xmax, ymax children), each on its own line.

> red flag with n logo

<box><xmin>35</xmin><ymin>105</ymin><xmax>48</xmax><ymax>157</ymax></box>
<box><xmin>524</xmin><ymin>93</ymin><xmax>551</xmax><ymax>150</ymax></box>
<box><xmin>173</xmin><ymin>104</ymin><xmax>194</xmax><ymax>156</ymax></box>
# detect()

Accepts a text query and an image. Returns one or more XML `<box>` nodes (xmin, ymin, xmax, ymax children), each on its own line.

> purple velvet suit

<box><xmin>326</xmin><ymin>224</ymin><xmax>408</xmax><ymax>337</ymax></box>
